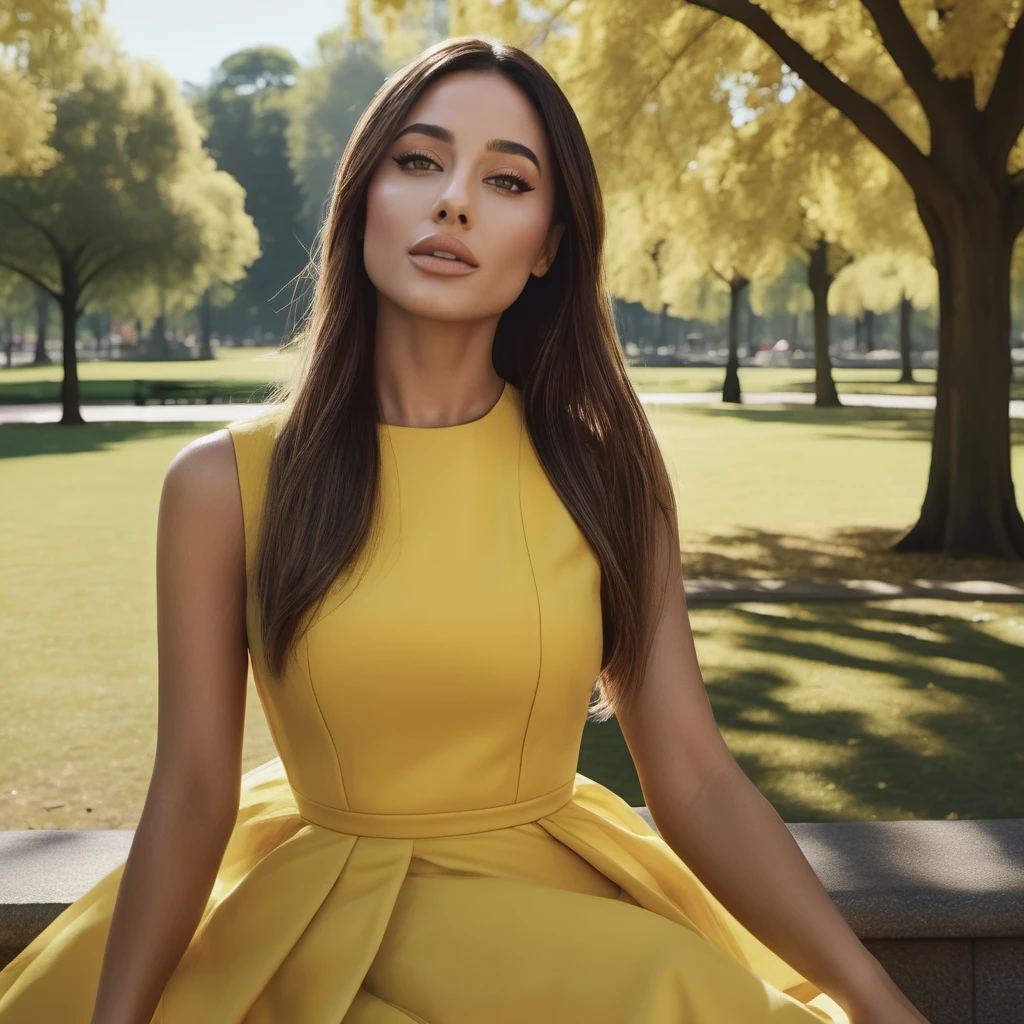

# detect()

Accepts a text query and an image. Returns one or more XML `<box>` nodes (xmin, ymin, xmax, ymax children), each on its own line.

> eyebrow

<box><xmin>394</xmin><ymin>122</ymin><xmax>542</xmax><ymax>177</ymax></box>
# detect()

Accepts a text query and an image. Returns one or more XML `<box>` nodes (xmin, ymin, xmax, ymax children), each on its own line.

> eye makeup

<box><xmin>392</xmin><ymin>149</ymin><xmax>536</xmax><ymax>194</ymax></box>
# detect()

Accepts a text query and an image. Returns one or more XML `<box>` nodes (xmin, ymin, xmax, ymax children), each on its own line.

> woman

<box><xmin>0</xmin><ymin>36</ymin><xmax>930</xmax><ymax>1024</ymax></box>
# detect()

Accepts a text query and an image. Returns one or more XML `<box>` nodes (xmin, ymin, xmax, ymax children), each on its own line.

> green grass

<box><xmin>2</xmin><ymin>349</ymin><xmax>1022</xmax><ymax>401</ymax></box>
<box><xmin>648</xmin><ymin>402</ymin><xmax>1024</xmax><ymax>583</ymax></box>
<box><xmin>1</xmin><ymin>403</ymin><xmax>1022</xmax><ymax>830</ymax></box>
<box><xmin>629</xmin><ymin>364</ymin><xmax>1024</xmax><ymax>400</ymax></box>
<box><xmin>0</xmin><ymin>348</ymin><xmax>294</xmax><ymax>403</ymax></box>
<box><xmin>585</xmin><ymin>598</ymin><xmax>1024</xmax><ymax>821</ymax></box>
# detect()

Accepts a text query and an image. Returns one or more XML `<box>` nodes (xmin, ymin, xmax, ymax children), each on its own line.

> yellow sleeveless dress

<box><xmin>0</xmin><ymin>379</ymin><xmax>849</xmax><ymax>1023</ymax></box>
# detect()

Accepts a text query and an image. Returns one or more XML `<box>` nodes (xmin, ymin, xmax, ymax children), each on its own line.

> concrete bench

<box><xmin>2</xmin><ymin>816</ymin><xmax>1023</xmax><ymax>1024</ymax></box>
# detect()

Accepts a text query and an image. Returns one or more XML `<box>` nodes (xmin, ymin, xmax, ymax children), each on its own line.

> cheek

<box><xmin>502</xmin><ymin>218</ymin><xmax>549</xmax><ymax>272</ymax></box>
<box><xmin>364</xmin><ymin>177</ymin><xmax>409</xmax><ymax>238</ymax></box>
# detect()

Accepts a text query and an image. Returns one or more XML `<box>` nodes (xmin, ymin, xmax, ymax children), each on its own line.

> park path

<box><xmin>2</xmin><ymin>391</ymin><xmax>1023</xmax><ymax>424</ymax></box>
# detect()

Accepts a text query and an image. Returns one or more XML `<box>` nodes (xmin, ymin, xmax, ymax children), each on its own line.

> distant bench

<box><xmin>132</xmin><ymin>380</ymin><xmax>225</xmax><ymax>405</ymax></box>
<box><xmin>2</xmin><ymin>815</ymin><xmax>1022</xmax><ymax>1023</ymax></box>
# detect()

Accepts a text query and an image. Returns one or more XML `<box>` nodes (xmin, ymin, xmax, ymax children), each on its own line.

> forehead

<box><xmin>401</xmin><ymin>71</ymin><xmax>548</xmax><ymax>156</ymax></box>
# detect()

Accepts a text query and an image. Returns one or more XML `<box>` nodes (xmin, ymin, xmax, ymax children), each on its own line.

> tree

<box><xmin>831</xmin><ymin>251</ymin><xmax>939</xmax><ymax>382</ymax></box>
<box><xmin>0</xmin><ymin>0</ymin><xmax>104</xmax><ymax>177</ymax></box>
<box><xmin>672</xmin><ymin>1</ymin><xmax>1024</xmax><ymax>557</ymax></box>
<box><xmin>285</xmin><ymin>32</ymin><xmax>389</xmax><ymax>241</ymax></box>
<box><xmin>0</xmin><ymin>41</ymin><xmax>259</xmax><ymax>423</ymax></box>
<box><xmin>399</xmin><ymin>0</ymin><xmax>1024</xmax><ymax>559</ymax></box>
<box><xmin>192</xmin><ymin>47</ymin><xmax>307</xmax><ymax>343</ymax></box>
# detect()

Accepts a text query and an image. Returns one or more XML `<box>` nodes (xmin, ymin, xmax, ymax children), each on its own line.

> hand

<box><xmin>846</xmin><ymin>992</ymin><xmax>932</xmax><ymax>1024</ymax></box>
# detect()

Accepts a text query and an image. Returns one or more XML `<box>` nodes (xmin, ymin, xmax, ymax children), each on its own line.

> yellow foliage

<box><xmin>0</xmin><ymin>0</ymin><xmax>105</xmax><ymax>176</ymax></box>
<box><xmin>364</xmin><ymin>0</ymin><xmax>1023</xmax><ymax>320</ymax></box>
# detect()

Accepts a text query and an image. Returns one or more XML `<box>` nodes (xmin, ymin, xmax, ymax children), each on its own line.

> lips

<box><xmin>408</xmin><ymin>234</ymin><xmax>479</xmax><ymax>267</ymax></box>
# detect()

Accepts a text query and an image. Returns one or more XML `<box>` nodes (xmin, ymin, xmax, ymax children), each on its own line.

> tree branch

<box><xmin>620</xmin><ymin>12</ymin><xmax>721</xmax><ymax>130</ymax></box>
<box><xmin>0</xmin><ymin>194</ymin><xmax>66</xmax><ymax>261</ymax></box>
<box><xmin>684</xmin><ymin>0</ymin><xmax>934</xmax><ymax>193</ymax></box>
<box><xmin>858</xmin><ymin>0</ymin><xmax>944</xmax><ymax>128</ymax></box>
<box><xmin>77</xmin><ymin>238</ymin><xmax>122</xmax><ymax>285</ymax></box>
<box><xmin>709</xmin><ymin>263</ymin><xmax>731</xmax><ymax>286</ymax></box>
<box><xmin>79</xmin><ymin>247</ymin><xmax>138</xmax><ymax>292</ymax></box>
<box><xmin>0</xmin><ymin>257</ymin><xmax>62</xmax><ymax>302</ymax></box>
<box><xmin>983</xmin><ymin>10</ymin><xmax>1024</xmax><ymax>172</ymax></box>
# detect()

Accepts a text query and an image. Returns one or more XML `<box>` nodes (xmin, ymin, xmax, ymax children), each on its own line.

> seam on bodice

<box><xmin>303</xmin><ymin>627</ymin><xmax>348</xmax><ymax>806</ymax></box>
<box><xmin>514</xmin><ymin>409</ymin><xmax>543</xmax><ymax>803</ymax></box>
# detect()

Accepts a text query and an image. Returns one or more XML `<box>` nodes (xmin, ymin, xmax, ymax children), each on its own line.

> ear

<box><xmin>531</xmin><ymin>222</ymin><xmax>566</xmax><ymax>278</ymax></box>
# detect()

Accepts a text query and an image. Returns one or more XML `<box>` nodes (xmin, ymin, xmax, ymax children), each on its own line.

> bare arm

<box><xmin>616</xmin><ymin>484</ymin><xmax>928</xmax><ymax>1022</ymax></box>
<box><xmin>89</xmin><ymin>429</ymin><xmax>249</xmax><ymax>1024</ymax></box>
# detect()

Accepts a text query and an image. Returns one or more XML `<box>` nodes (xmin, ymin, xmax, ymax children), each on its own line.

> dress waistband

<box><xmin>293</xmin><ymin>779</ymin><xmax>576</xmax><ymax>838</ymax></box>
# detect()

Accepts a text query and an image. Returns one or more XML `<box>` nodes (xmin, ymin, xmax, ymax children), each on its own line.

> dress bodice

<box><xmin>228</xmin><ymin>380</ymin><xmax>604</xmax><ymax>838</ymax></box>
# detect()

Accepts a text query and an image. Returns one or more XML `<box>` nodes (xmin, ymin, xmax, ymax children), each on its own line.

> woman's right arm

<box><xmin>89</xmin><ymin>429</ymin><xmax>250</xmax><ymax>1024</ymax></box>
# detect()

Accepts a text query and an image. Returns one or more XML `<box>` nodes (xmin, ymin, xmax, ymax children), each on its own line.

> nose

<box><xmin>432</xmin><ymin>169</ymin><xmax>471</xmax><ymax>225</ymax></box>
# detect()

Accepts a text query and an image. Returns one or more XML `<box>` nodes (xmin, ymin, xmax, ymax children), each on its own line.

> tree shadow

<box><xmin>653</xmin><ymin>402</ymin><xmax>1024</xmax><ymax>447</ymax></box>
<box><xmin>585</xmin><ymin>600</ymin><xmax>1023</xmax><ymax>828</ymax></box>
<box><xmin>703</xmin><ymin>601</ymin><xmax>1023</xmax><ymax>821</ymax></box>
<box><xmin>679</xmin><ymin>524</ymin><xmax>1024</xmax><ymax>585</ymax></box>
<box><xmin>0</xmin><ymin>421</ymin><xmax>228</xmax><ymax>460</ymax></box>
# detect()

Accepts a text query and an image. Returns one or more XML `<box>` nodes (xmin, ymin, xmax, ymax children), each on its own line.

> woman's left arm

<box><xmin>615</xmin><ymin>516</ymin><xmax>927</xmax><ymax>1022</ymax></box>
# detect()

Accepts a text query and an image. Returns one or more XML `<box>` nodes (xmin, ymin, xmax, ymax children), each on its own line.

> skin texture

<box><xmin>364</xmin><ymin>69</ymin><xmax>564</xmax><ymax>427</ymax></box>
<box><xmin>87</xmin><ymin>68</ymin><xmax>927</xmax><ymax>1024</ymax></box>
<box><xmin>90</xmin><ymin>432</ymin><xmax>250</xmax><ymax>1024</ymax></box>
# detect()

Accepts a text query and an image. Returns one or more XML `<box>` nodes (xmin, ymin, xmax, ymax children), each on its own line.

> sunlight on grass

<box><xmin>1</xmin><ymin>401</ymin><xmax>1021</xmax><ymax>829</ymax></box>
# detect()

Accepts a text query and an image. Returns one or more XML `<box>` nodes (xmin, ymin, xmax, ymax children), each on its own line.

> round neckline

<box><xmin>381</xmin><ymin>380</ymin><xmax>508</xmax><ymax>432</ymax></box>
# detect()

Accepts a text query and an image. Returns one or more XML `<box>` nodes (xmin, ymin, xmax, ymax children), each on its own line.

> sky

<box><xmin>102</xmin><ymin>0</ymin><xmax>349</xmax><ymax>87</ymax></box>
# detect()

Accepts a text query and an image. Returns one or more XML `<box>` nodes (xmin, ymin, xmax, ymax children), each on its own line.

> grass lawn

<box><xmin>0</xmin><ymin>348</ymin><xmax>294</xmax><ymax>403</ymax></box>
<box><xmin>585</xmin><ymin>597</ymin><xmax>1024</xmax><ymax>821</ymax></box>
<box><xmin>2</xmin><ymin>348</ymin><xmax>1022</xmax><ymax>401</ymax></box>
<box><xmin>1</xmin><ymin>400</ymin><xmax>1022</xmax><ymax>830</ymax></box>
<box><xmin>629</xmin><ymin>363</ymin><xmax>1024</xmax><ymax>400</ymax></box>
<box><xmin>649</xmin><ymin>401</ymin><xmax>1024</xmax><ymax>583</ymax></box>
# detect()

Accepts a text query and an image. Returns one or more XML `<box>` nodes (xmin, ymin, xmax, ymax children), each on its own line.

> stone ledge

<box><xmin>3</xmin><ymin>817</ymin><xmax>1024</xmax><ymax>1023</ymax></box>
<box><xmin>632</xmin><ymin>810</ymin><xmax>1024</xmax><ymax>939</ymax></box>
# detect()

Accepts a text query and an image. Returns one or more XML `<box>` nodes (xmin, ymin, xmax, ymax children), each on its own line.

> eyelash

<box><xmin>392</xmin><ymin>149</ymin><xmax>535</xmax><ymax>194</ymax></box>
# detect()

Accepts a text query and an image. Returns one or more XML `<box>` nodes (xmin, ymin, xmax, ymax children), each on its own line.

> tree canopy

<box><xmin>0</xmin><ymin>39</ymin><xmax>259</xmax><ymax>421</ymax></box>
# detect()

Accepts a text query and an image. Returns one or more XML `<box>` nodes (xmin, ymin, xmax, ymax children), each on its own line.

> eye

<box><xmin>392</xmin><ymin>149</ymin><xmax>438</xmax><ymax>172</ymax></box>
<box><xmin>488</xmin><ymin>171</ymin><xmax>535</xmax><ymax>195</ymax></box>
<box><xmin>392</xmin><ymin>150</ymin><xmax>535</xmax><ymax>195</ymax></box>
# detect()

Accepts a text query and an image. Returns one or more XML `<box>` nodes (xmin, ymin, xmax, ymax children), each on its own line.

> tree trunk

<box><xmin>893</xmin><ymin>198</ymin><xmax>1023</xmax><ymax>559</ymax></box>
<box><xmin>898</xmin><ymin>292</ymin><xmax>915</xmax><ymax>384</ymax></box>
<box><xmin>722</xmin><ymin>277</ymin><xmax>748</xmax><ymax>404</ymax></box>
<box><xmin>863</xmin><ymin>309</ymin><xmax>875</xmax><ymax>352</ymax></box>
<box><xmin>198</xmin><ymin>288</ymin><xmax>214</xmax><ymax>360</ymax></box>
<box><xmin>33</xmin><ymin>288</ymin><xmax>51</xmax><ymax>365</ymax></box>
<box><xmin>59</xmin><ymin>274</ymin><xmax>84</xmax><ymax>425</ymax></box>
<box><xmin>807</xmin><ymin>239</ymin><xmax>841</xmax><ymax>407</ymax></box>
<box><xmin>680</xmin><ymin>0</ymin><xmax>1024</xmax><ymax>561</ymax></box>
<box><xmin>151</xmin><ymin>312</ymin><xmax>168</xmax><ymax>360</ymax></box>
<box><xmin>3</xmin><ymin>315</ymin><xmax>13</xmax><ymax>368</ymax></box>
<box><xmin>655</xmin><ymin>300</ymin><xmax>669</xmax><ymax>351</ymax></box>
<box><xmin>745</xmin><ymin>292</ymin><xmax>757</xmax><ymax>359</ymax></box>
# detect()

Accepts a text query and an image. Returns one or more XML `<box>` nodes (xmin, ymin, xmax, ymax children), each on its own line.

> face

<box><xmin>362</xmin><ymin>69</ymin><xmax>565</xmax><ymax>324</ymax></box>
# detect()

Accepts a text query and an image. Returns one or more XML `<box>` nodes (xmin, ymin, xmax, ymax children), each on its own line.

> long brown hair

<box><xmin>256</xmin><ymin>36</ymin><xmax>676</xmax><ymax>723</ymax></box>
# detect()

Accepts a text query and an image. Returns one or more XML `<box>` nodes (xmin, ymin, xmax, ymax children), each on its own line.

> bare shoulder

<box><xmin>160</xmin><ymin>428</ymin><xmax>244</xmax><ymax>555</ymax></box>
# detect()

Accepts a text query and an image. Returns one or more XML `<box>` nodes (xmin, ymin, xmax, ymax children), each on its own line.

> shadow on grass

<box><xmin>661</xmin><ymin>402</ymin><xmax>1024</xmax><ymax>446</ymax></box>
<box><xmin>0</xmin><ymin>421</ymin><xmax>222</xmax><ymax>460</ymax></box>
<box><xmin>0</xmin><ymin>378</ymin><xmax>273</xmax><ymax>404</ymax></box>
<box><xmin>585</xmin><ymin>600</ymin><xmax>1022</xmax><ymax>827</ymax></box>
<box><xmin>679</xmin><ymin>524</ymin><xmax>1024</xmax><ymax>585</ymax></box>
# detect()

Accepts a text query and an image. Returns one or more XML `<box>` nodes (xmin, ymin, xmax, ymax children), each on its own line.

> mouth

<box><xmin>408</xmin><ymin>252</ymin><xmax>480</xmax><ymax>276</ymax></box>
